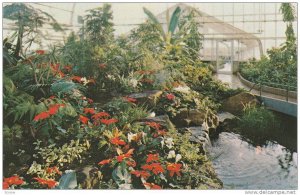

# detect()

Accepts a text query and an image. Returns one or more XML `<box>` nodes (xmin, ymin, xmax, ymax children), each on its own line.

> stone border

<box><xmin>237</xmin><ymin>72</ymin><xmax>297</xmax><ymax>99</ymax></box>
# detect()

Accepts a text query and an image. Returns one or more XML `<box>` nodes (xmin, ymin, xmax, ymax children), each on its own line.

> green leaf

<box><xmin>51</xmin><ymin>81</ymin><xmax>77</xmax><ymax>94</ymax></box>
<box><xmin>62</xmin><ymin>104</ymin><xmax>77</xmax><ymax>117</ymax></box>
<box><xmin>168</xmin><ymin>7</ymin><xmax>181</xmax><ymax>35</ymax></box>
<box><xmin>143</xmin><ymin>7</ymin><xmax>166</xmax><ymax>40</ymax></box>
<box><xmin>112</xmin><ymin>165</ymin><xmax>132</xmax><ymax>189</ymax></box>
<box><xmin>56</xmin><ymin>170</ymin><xmax>77</xmax><ymax>189</ymax></box>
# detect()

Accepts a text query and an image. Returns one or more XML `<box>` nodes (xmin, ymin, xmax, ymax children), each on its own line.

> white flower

<box><xmin>167</xmin><ymin>150</ymin><xmax>176</xmax><ymax>159</ymax></box>
<box><xmin>165</xmin><ymin>138</ymin><xmax>174</xmax><ymax>149</ymax></box>
<box><xmin>161</xmin><ymin>138</ymin><xmax>165</xmax><ymax>148</ymax></box>
<box><xmin>107</xmin><ymin>74</ymin><xmax>115</xmax><ymax>81</ymax></box>
<box><xmin>148</xmin><ymin>112</ymin><xmax>156</xmax><ymax>117</ymax></box>
<box><xmin>129</xmin><ymin>79</ymin><xmax>138</xmax><ymax>88</ymax></box>
<box><xmin>175</xmin><ymin>154</ymin><xmax>182</xmax><ymax>162</ymax></box>
<box><xmin>127</xmin><ymin>132</ymin><xmax>136</xmax><ymax>143</ymax></box>
<box><xmin>173</xmin><ymin>86</ymin><xmax>190</xmax><ymax>94</ymax></box>
<box><xmin>81</xmin><ymin>77</ymin><xmax>88</xmax><ymax>86</ymax></box>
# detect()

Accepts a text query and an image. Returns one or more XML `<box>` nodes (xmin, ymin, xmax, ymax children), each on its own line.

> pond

<box><xmin>209</xmin><ymin>114</ymin><xmax>297</xmax><ymax>190</ymax></box>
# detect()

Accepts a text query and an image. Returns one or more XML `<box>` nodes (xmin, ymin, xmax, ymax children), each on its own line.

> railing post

<box><xmin>286</xmin><ymin>85</ymin><xmax>289</xmax><ymax>102</ymax></box>
<box><xmin>259</xmin><ymin>82</ymin><xmax>262</xmax><ymax>97</ymax></box>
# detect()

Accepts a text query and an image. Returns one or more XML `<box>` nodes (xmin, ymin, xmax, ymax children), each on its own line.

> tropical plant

<box><xmin>84</xmin><ymin>3</ymin><xmax>114</xmax><ymax>45</ymax></box>
<box><xmin>3</xmin><ymin>3</ymin><xmax>62</xmax><ymax>58</ymax></box>
<box><xmin>240</xmin><ymin>3</ymin><xmax>297</xmax><ymax>90</ymax></box>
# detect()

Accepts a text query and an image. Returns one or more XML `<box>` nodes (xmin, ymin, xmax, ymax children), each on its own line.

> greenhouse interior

<box><xmin>2</xmin><ymin>2</ymin><xmax>298</xmax><ymax>191</ymax></box>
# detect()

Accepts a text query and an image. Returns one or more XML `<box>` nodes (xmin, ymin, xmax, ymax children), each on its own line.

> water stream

<box><xmin>209</xmin><ymin>114</ymin><xmax>297</xmax><ymax>189</ymax></box>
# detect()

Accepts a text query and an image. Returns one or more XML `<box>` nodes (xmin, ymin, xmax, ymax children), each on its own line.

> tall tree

<box><xmin>3</xmin><ymin>3</ymin><xmax>62</xmax><ymax>59</ymax></box>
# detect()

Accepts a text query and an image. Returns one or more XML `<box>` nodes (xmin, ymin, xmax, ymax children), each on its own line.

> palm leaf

<box><xmin>168</xmin><ymin>7</ymin><xmax>181</xmax><ymax>35</ymax></box>
<box><xmin>143</xmin><ymin>7</ymin><xmax>166</xmax><ymax>40</ymax></box>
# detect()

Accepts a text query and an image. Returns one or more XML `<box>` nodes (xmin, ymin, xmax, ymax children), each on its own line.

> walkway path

<box><xmin>214</xmin><ymin>73</ymin><xmax>297</xmax><ymax>103</ymax></box>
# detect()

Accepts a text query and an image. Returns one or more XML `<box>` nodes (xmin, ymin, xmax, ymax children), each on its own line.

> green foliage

<box><xmin>129</xmin><ymin>21</ymin><xmax>163</xmax><ymax>54</ymax></box>
<box><xmin>3</xmin><ymin>3</ymin><xmax>62</xmax><ymax>57</ymax></box>
<box><xmin>103</xmin><ymin>98</ymin><xmax>148</xmax><ymax>126</ymax></box>
<box><xmin>155</xmin><ymin>89</ymin><xmax>218</xmax><ymax>118</ymax></box>
<box><xmin>178</xmin><ymin>9</ymin><xmax>203</xmax><ymax>60</ymax></box>
<box><xmin>84</xmin><ymin>3</ymin><xmax>114</xmax><ymax>45</ymax></box>
<box><xmin>51</xmin><ymin>80</ymin><xmax>85</xmax><ymax>96</ymax></box>
<box><xmin>181</xmin><ymin>65</ymin><xmax>242</xmax><ymax>102</ymax></box>
<box><xmin>3</xmin><ymin>4</ymin><xmax>225</xmax><ymax>190</ymax></box>
<box><xmin>241</xmin><ymin>3</ymin><xmax>297</xmax><ymax>90</ymax></box>
<box><xmin>238</xmin><ymin>105</ymin><xmax>279</xmax><ymax>144</ymax></box>
<box><xmin>168</xmin><ymin>7</ymin><xmax>181</xmax><ymax>35</ymax></box>
<box><xmin>32</xmin><ymin>139</ymin><xmax>90</xmax><ymax>168</ymax></box>
<box><xmin>143</xmin><ymin>7</ymin><xmax>166</xmax><ymax>40</ymax></box>
<box><xmin>59</xmin><ymin>34</ymin><xmax>98</xmax><ymax>77</ymax></box>
<box><xmin>280</xmin><ymin>3</ymin><xmax>295</xmax><ymax>22</ymax></box>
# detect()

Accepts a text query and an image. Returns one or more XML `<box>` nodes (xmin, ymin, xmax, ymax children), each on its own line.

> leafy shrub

<box><xmin>181</xmin><ymin>65</ymin><xmax>243</xmax><ymax>102</ymax></box>
<box><xmin>238</xmin><ymin>105</ymin><xmax>279</xmax><ymax>144</ymax></box>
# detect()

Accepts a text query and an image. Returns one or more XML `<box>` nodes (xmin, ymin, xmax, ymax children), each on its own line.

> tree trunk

<box><xmin>14</xmin><ymin>13</ymin><xmax>24</xmax><ymax>58</ymax></box>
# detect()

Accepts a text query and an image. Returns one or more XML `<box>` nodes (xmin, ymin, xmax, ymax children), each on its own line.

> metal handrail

<box><xmin>259</xmin><ymin>81</ymin><xmax>297</xmax><ymax>91</ymax></box>
<box><xmin>258</xmin><ymin>81</ymin><xmax>297</xmax><ymax>102</ymax></box>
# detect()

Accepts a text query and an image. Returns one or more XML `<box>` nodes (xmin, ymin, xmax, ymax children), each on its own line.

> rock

<box><xmin>216</xmin><ymin>112</ymin><xmax>238</xmax><ymax>133</ymax></box>
<box><xmin>77</xmin><ymin>165</ymin><xmax>102</xmax><ymax>189</ymax></box>
<box><xmin>221</xmin><ymin>92</ymin><xmax>259</xmax><ymax>115</ymax></box>
<box><xmin>205</xmin><ymin>111</ymin><xmax>219</xmax><ymax>137</ymax></box>
<box><xmin>217</xmin><ymin>112</ymin><xmax>236</xmax><ymax>123</ymax></box>
<box><xmin>171</xmin><ymin>109</ymin><xmax>206</xmax><ymax>128</ymax></box>
<box><xmin>128</xmin><ymin>90</ymin><xmax>163</xmax><ymax>108</ymax></box>
<box><xmin>180</xmin><ymin>125</ymin><xmax>211</xmax><ymax>153</ymax></box>
<box><xmin>138</xmin><ymin>115</ymin><xmax>171</xmax><ymax>128</ymax></box>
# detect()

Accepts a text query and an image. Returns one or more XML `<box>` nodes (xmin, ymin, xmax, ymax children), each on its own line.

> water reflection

<box><xmin>209</xmin><ymin>132</ymin><xmax>297</xmax><ymax>189</ymax></box>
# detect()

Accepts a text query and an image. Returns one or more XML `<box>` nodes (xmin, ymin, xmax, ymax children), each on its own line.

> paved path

<box><xmin>214</xmin><ymin>73</ymin><xmax>297</xmax><ymax>103</ymax></box>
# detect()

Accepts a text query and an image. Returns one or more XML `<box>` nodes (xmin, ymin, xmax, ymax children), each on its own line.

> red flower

<box><xmin>141</xmin><ymin>164</ymin><xmax>152</xmax><ymax>171</ymax></box>
<box><xmin>100</xmin><ymin>118</ymin><xmax>118</xmax><ymax>125</ymax></box>
<box><xmin>98</xmin><ymin>159</ymin><xmax>111</xmax><ymax>165</ymax></box>
<box><xmin>46</xmin><ymin>166</ymin><xmax>62</xmax><ymax>175</ymax></box>
<box><xmin>99</xmin><ymin>63</ymin><xmax>107</xmax><ymax>69</ymax></box>
<box><xmin>48</xmin><ymin>104</ymin><xmax>64</xmax><ymax>115</ymax></box>
<box><xmin>167</xmin><ymin>163</ymin><xmax>182</xmax><ymax>177</ymax></box>
<box><xmin>92</xmin><ymin>112</ymin><xmax>110</xmax><ymax>120</ymax></box>
<box><xmin>4</xmin><ymin>175</ymin><xmax>24</xmax><ymax>186</ymax></box>
<box><xmin>144</xmin><ymin>182</ymin><xmax>161</xmax><ymax>189</ymax></box>
<box><xmin>124</xmin><ymin>97</ymin><xmax>137</xmax><ymax>103</ymax></box>
<box><xmin>84</xmin><ymin>108</ymin><xmax>95</xmax><ymax>115</ymax></box>
<box><xmin>64</xmin><ymin>65</ymin><xmax>72</xmax><ymax>72</ymax></box>
<box><xmin>34</xmin><ymin>111</ymin><xmax>50</xmax><ymax>121</ymax></box>
<box><xmin>49</xmin><ymin>96</ymin><xmax>56</xmax><ymax>99</ymax></box>
<box><xmin>145</xmin><ymin>122</ymin><xmax>161</xmax><ymax>130</ymax></box>
<box><xmin>126</xmin><ymin>160</ymin><xmax>136</xmax><ymax>167</ymax></box>
<box><xmin>36</xmin><ymin>50</ymin><xmax>45</xmax><ymax>55</ymax></box>
<box><xmin>50</xmin><ymin>64</ymin><xmax>60</xmax><ymax>72</ymax></box>
<box><xmin>116</xmin><ymin>149</ymin><xmax>134</xmax><ymax>162</ymax></box>
<box><xmin>57</xmin><ymin>70</ymin><xmax>65</xmax><ymax>78</ymax></box>
<box><xmin>146</xmin><ymin>153</ymin><xmax>159</xmax><ymax>163</ymax></box>
<box><xmin>151</xmin><ymin>163</ymin><xmax>164</xmax><ymax>175</ymax></box>
<box><xmin>141</xmin><ymin>163</ymin><xmax>164</xmax><ymax>175</ymax></box>
<box><xmin>166</xmin><ymin>93</ymin><xmax>175</xmax><ymax>100</ymax></box>
<box><xmin>131</xmin><ymin>170</ymin><xmax>150</xmax><ymax>179</ymax></box>
<box><xmin>3</xmin><ymin>181</ymin><xmax>9</xmax><ymax>189</ymax></box>
<box><xmin>110</xmin><ymin>137</ymin><xmax>126</xmax><ymax>146</ymax></box>
<box><xmin>79</xmin><ymin>115</ymin><xmax>89</xmax><ymax>124</ymax></box>
<box><xmin>34</xmin><ymin>177</ymin><xmax>57</xmax><ymax>189</ymax></box>
<box><xmin>71</xmin><ymin>76</ymin><xmax>82</xmax><ymax>83</ymax></box>
<box><xmin>153</xmin><ymin>129</ymin><xmax>167</xmax><ymax>138</ymax></box>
